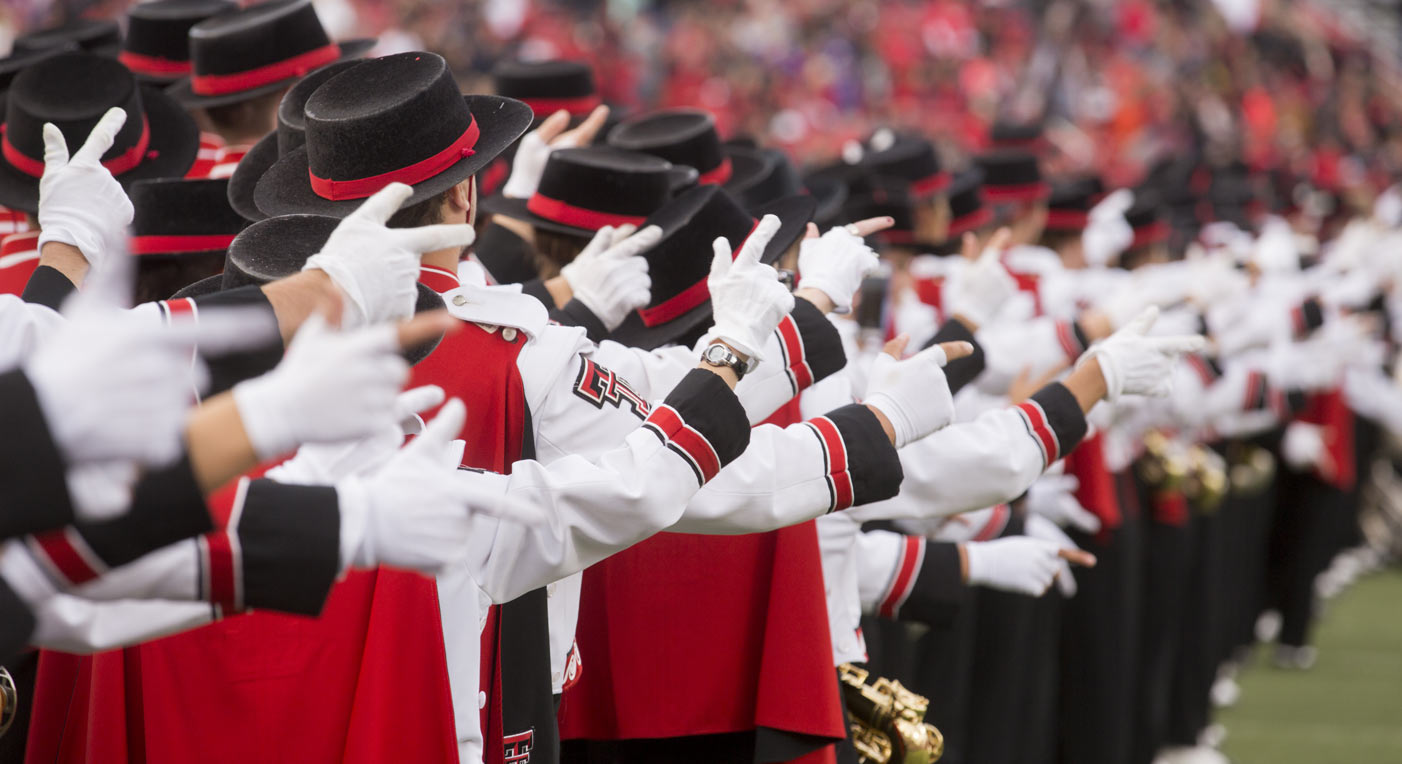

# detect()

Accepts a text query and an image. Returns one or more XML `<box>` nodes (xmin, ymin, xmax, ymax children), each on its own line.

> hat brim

<box><xmin>721</xmin><ymin>149</ymin><xmax>770</xmax><ymax>195</ymax></box>
<box><xmin>0</xmin><ymin>84</ymin><xmax>199</xmax><ymax>214</ymax></box>
<box><xmin>805</xmin><ymin>177</ymin><xmax>848</xmax><ymax>227</ymax></box>
<box><xmin>170</xmin><ymin>272</ymin><xmax>223</xmax><ymax>299</ymax></box>
<box><xmin>253</xmin><ymin>94</ymin><xmax>533</xmax><ymax>219</ymax></box>
<box><xmin>607</xmin><ymin>193</ymin><xmax>816</xmax><ymax>350</ymax></box>
<box><xmin>165</xmin><ymin>38</ymin><xmax>377</xmax><ymax>109</ymax></box>
<box><xmin>227</xmin><ymin>130</ymin><xmax>277</xmax><ymax>221</ymax></box>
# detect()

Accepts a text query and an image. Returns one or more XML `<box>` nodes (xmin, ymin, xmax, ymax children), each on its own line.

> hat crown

<box><xmin>130</xmin><ymin>177</ymin><xmax>244</xmax><ymax>237</ymax></box>
<box><xmin>732</xmin><ymin>148</ymin><xmax>794</xmax><ymax>209</ymax></box>
<box><xmin>534</xmin><ymin>146</ymin><xmax>676</xmax><ymax>218</ymax></box>
<box><xmin>188</xmin><ymin>0</ymin><xmax>332</xmax><ymax>76</ymax></box>
<box><xmin>492</xmin><ymin>59</ymin><xmax>595</xmax><ymax>99</ymax></box>
<box><xmin>976</xmin><ymin>150</ymin><xmax>1042</xmax><ymax>188</ymax></box>
<box><xmin>640</xmin><ymin>185</ymin><xmax>755</xmax><ymax>307</ymax></box>
<box><xmin>608</xmin><ymin>108</ymin><xmax>724</xmax><ymax>176</ymax></box>
<box><xmin>863</xmin><ymin>133</ymin><xmax>940</xmax><ymax>182</ymax></box>
<box><xmin>14</xmin><ymin>19</ymin><xmax>120</xmax><ymax>54</ymax></box>
<box><xmin>276</xmin><ymin>59</ymin><xmax>361</xmax><ymax>155</ymax></box>
<box><xmin>125</xmin><ymin>0</ymin><xmax>236</xmax><ymax>64</ymax></box>
<box><xmin>6</xmin><ymin>53</ymin><xmax>144</xmax><ymax>167</ymax></box>
<box><xmin>947</xmin><ymin>170</ymin><xmax>985</xmax><ymax>217</ymax></box>
<box><xmin>303</xmin><ymin>52</ymin><xmax>471</xmax><ymax>183</ymax></box>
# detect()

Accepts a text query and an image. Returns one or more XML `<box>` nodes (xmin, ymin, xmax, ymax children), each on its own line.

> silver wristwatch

<box><xmin>701</xmin><ymin>342</ymin><xmax>755</xmax><ymax>380</ymax></box>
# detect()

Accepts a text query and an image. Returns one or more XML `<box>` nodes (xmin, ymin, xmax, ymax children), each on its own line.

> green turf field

<box><xmin>1218</xmin><ymin>568</ymin><xmax>1402</xmax><ymax>763</ymax></box>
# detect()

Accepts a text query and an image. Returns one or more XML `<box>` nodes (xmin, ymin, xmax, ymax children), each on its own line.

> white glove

<box><xmin>336</xmin><ymin>398</ymin><xmax>546</xmax><ymax>574</ymax></box>
<box><xmin>707</xmin><ymin>214</ymin><xmax>795</xmax><ymax>361</ymax></box>
<box><xmin>1082</xmin><ymin>189</ymin><xmax>1134</xmax><ymax>268</ymax></box>
<box><xmin>1026</xmin><ymin>473</ymin><xmax>1101</xmax><ymax>534</ymax></box>
<box><xmin>65</xmin><ymin>461</ymin><xmax>139</xmax><ymax>522</ymax></box>
<box><xmin>25</xmin><ymin>262</ymin><xmax>272</xmax><ymax>469</ymax></box>
<box><xmin>795</xmin><ymin>226</ymin><xmax>880</xmax><ymax>313</ymax></box>
<box><xmin>500</xmin><ymin>110</ymin><xmax>599</xmax><ymax>200</ymax></box>
<box><xmin>1080</xmin><ymin>306</ymin><xmax>1206</xmax><ymax>401</ymax></box>
<box><xmin>560</xmin><ymin>224</ymin><xmax>661</xmax><ymax>330</ymax></box>
<box><xmin>36</xmin><ymin>108</ymin><xmax>134</xmax><ymax>268</ymax></box>
<box><xmin>232</xmin><ymin>314</ymin><xmax>409</xmax><ymax>460</ymax></box>
<box><xmin>963</xmin><ymin>535</ymin><xmax>1065</xmax><ymax>597</ymax></box>
<box><xmin>863</xmin><ymin>342</ymin><xmax>958</xmax><ymax>449</ymax></box>
<box><xmin>1025</xmin><ymin>514</ymin><xmax>1083</xmax><ymax>596</ymax></box>
<box><xmin>302</xmin><ymin>183</ymin><xmax>476</xmax><ymax>328</ymax></box>
<box><xmin>1281</xmin><ymin>422</ymin><xmax>1327</xmax><ymax>470</ymax></box>
<box><xmin>943</xmin><ymin>238</ymin><xmax>1017</xmax><ymax>327</ymax></box>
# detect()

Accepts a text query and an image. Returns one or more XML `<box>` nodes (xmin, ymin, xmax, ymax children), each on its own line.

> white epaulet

<box><xmin>441</xmin><ymin>272</ymin><xmax>550</xmax><ymax>340</ymax></box>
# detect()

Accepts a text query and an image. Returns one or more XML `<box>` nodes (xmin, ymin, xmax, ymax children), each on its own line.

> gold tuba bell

<box><xmin>838</xmin><ymin>663</ymin><xmax>944</xmax><ymax>764</ymax></box>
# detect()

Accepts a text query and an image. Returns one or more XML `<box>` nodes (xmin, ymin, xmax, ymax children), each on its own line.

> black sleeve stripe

<box><xmin>191</xmin><ymin>285</ymin><xmax>285</xmax><ymax>396</ymax></box>
<box><xmin>648</xmin><ymin>369</ymin><xmax>750</xmax><ymax>482</ymax></box>
<box><xmin>787</xmin><ymin>297</ymin><xmax>846</xmax><ymax>385</ymax></box>
<box><xmin>1021</xmin><ymin>382</ymin><xmax>1088</xmax><ymax>467</ymax></box>
<box><xmin>234</xmin><ymin>479</ymin><xmax>342</xmax><ymax>616</ymax></box>
<box><xmin>924</xmin><ymin>317</ymin><xmax>985</xmax><ymax>394</ymax></box>
<box><xmin>890</xmin><ymin>540</ymin><xmax>968</xmax><ymax>627</ymax></box>
<box><xmin>0</xmin><ymin>371</ymin><xmax>75</xmax><ymax>540</ymax></box>
<box><xmin>20</xmin><ymin>265</ymin><xmax>76</xmax><ymax>311</ymax></box>
<box><xmin>1294</xmin><ymin>297</ymin><xmax>1325</xmax><ymax>338</ymax></box>
<box><xmin>0</xmin><ymin>575</ymin><xmax>36</xmax><ymax>664</ymax></box>
<box><xmin>817</xmin><ymin>404</ymin><xmax>903</xmax><ymax>508</ymax></box>
<box><xmin>76</xmin><ymin>452</ymin><xmax>213</xmax><ymax>569</ymax></box>
<box><xmin>555</xmin><ymin>300</ymin><xmax>610</xmax><ymax>344</ymax></box>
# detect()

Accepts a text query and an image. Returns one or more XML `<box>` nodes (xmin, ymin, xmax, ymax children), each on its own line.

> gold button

<box><xmin>451</xmin><ymin>295</ymin><xmax>467</xmax><ymax>307</ymax></box>
<box><xmin>502</xmin><ymin>327</ymin><xmax>518</xmax><ymax>342</ymax></box>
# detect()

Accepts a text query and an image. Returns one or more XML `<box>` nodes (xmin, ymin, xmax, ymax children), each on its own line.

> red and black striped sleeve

<box><xmin>642</xmin><ymin>368</ymin><xmax>750</xmax><ymax>486</ymax></box>
<box><xmin>197</xmin><ymin>478</ymin><xmax>341</xmax><ymax>616</ymax></box>
<box><xmin>876</xmin><ymin>538</ymin><xmax>968</xmax><ymax>627</ymax></box>
<box><xmin>23</xmin><ymin>453</ymin><xmax>213</xmax><ymax>588</ymax></box>
<box><xmin>1290</xmin><ymin>297</ymin><xmax>1325</xmax><ymax>340</ymax></box>
<box><xmin>1013</xmin><ymin>382</ymin><xmax>1088</xmax><ymax>469</ymax></box>
<box><xmin>773</xmin><ymin>297</ymin><xmax>847</xmax><ymax>398</ymax></box>
<box><xmin>0</xmin><ymin>371</ymin><xmax>75</xmax><ymax>540</ymax></box>
<box><xmin>803</xmin><ymin>404</ymin><xmax>904</xmax><ymax>513</ymax></box>
<box><xmin>923</xmin><ymin>317</ymin><xmax>985</xmax><ymax>393</ymax></box>
<box><xmin>1054</xmin><ymin>318</ymin><xmax>1092</xmax><ymax>363</ymax></box>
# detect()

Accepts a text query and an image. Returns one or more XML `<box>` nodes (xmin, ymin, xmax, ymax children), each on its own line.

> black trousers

<box><xmin>1132</xmin><ymin>508</ymin><xmax>1193</xmax><ymax>764</ymax></box>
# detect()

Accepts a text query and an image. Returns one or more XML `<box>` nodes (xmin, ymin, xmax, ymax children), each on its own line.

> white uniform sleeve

<box><xmin>975</xmin><ymin>315</ymin><xmax>1090</xmax><ymax>396</ymax></box>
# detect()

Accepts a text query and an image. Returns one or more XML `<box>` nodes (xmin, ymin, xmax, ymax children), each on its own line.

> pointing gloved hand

<box><xmin>560</xmin><ymin>223</ymin><xmax>662</xmax><ymax>330</ymax></box>
<box><xmin>795</xmin><ymin>226</ymin><xmax>880</xmax><ymax>314</ymax></box>
<box><xmin>335</xmin><ymin>398</ymin><xmax>546</xmax><ymax>575</ymax></box>
<box><xmin>1026</xmin><ymin>473</ymin><xmax>1101</xmax><ymax>534</ymax></box>
<box><xmin>36</xmin><ymin>107</ymin><xmax>134</xmax><ymax>268</ymax></box>
<box><xmin>232</xmin><ymin>314</ymin><xmax>412</xmax><ymax>461</ymax></box>
<box><xmin>943</xmin><ymin>228</ymin><xmax>1016</xmax><ymax>329</ymax></box>
<box><xmin>963</xmin><ymin>516</ymin><xmax>1094</xmax><ymax>597</ymax></box>
<box><xmin>1079</xmin><ymin>306</ymin><xmax>1206</xmax><ymax>401</ymax></box>
<box><xmin>862</xmin><ymin>334</ymin><xmax>974</xmax><ymax>449</ymax></box>
<box><xmin>1081</xmin><ymin>188</ymin><xmax>1133</xmax><ymax>268</ymax></box>
<box><xmin>707</xmin><ymin>214</ymin><xmax>795</xmax><ymax>362</ymax></box>
<box><xmin>302</xmin><ymin>183</ymin><xmax>477</xmax><ymax>328</ymax></box>
<box><xmin>501</xmin><ymin>106</ymin><xmax>611</xmax><ymax>200</ymax></box>
<box><xmin>1025</xmin><ymin>514</ymin><xmax>1092</xmax><ymax>596</ymax></box>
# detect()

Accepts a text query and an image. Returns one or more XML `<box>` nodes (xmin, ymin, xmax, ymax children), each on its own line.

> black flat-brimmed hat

<box><xmin>0</xmin><ymin>46</ymin><xmax>76</xmax><ymax>95</ymax></box>
<box><xmin>945</xmin><ymin>169</ymin><xmax>990</xmax><ymax>239</ymax></box>
<box><xmin>13</xmin><ymin>19</ymin><xmax>122</xmax><ymax>58</ymax></box>
<box><xmin>492</xmin><ymin>59</ymin><xmax>600</xmax><ymax>119</ymax></box>
<box><xmin>841</xmin><ymin>177</ymin><xmax>915</xmax><ymax>247</ymax></box>
<box><xmin>166</xmin><ymin>0</ymin><xmax>376</xmax><ymax>109</ymax></box>
<box><xmin>253</xmin><ymin>52</ymin><xmax>533</xmax><ymax>218</ymax></box>
<box><xmin>608</xmin><ymin>109</ymin><xmax>758</xmax><ymax>188</ymax></box>
<box><xmin>120</xmin><ymin>0</ymin><xmax>238</xmax><ymax>83</ymax></box>
<box><xmin>478</xmin><ymin>146</ymin><xmax>694</xmax><ymax>238</ymax></box>
<box><xmin>1125</xmin><ymin>192</ymin><xmax>1169</xmax><ymax>249</ymax></box>
<box><xmin>1044</xmin><ymin>176</ymin><xmax>1097</xmax><ymax>233</ymax></box>
<box><xmin>975</xmin><ymin>150</ymin><xmax>1048</xmax><ymax>205</ymax></box>
<box><xmin>860</xmin><ymin>131</ymin><xmax>950</xmax><ymax>199</ymax></box>
<box><xmin>227</xmin><ymin>59</ymin><xmax>363</xmax><ymax>221</ymax></box>
<box><xmin>989</xmin><ymin>120</ymin><xmax>1046</xmax><ymax>153</ymax></box>
<box><xmin>733</xmin><ymin>147</ymin><xmax>846</xmax><ymax>228</ymax></box>
<box><xmin>609</xmin><ymin>185</ymin><xmax>815</xmax><ymax>350</ymax></box>
<box><xmin>0</xmin><ymin>52</ymin><xmax>198</xmax><ymax>214</ymax></box>
<box><xmin>171</xmin><ymin>213</ymin><xmax>445</xmax><ymax>363</ymax></box>
<box><xmin>129</xmin><ymin>176</ymin><xmax>244</xmax><ymax>300</ymax></box>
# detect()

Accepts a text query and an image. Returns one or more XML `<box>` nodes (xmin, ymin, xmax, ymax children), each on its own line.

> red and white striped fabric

<box><xmin>205</xmin><ymin>143</ymin><xmax>251</xmax><ymax>179</ymax></box>
<box><xmin>1014</xmin><ymin>398</ymin><xmax>1064</xmax><ymax>468</ymax></box>
<box><xmin>185</xmin><ymin>132</ymin><xmax>226</xmax><ymax>179</ymax></box>
<box><xmin>875</xmin><ymin>534</ymin><xmax>926</xmax><ymax>618</ymax></box>
<box><xmin>0</xmin><ymin>204</ymin><xmax>30</xmax><ymax>237</ymax></box>
<box><xmin>804</xmin><ymin>415</ymin><xmax>856</xmax><ymax>513</ymax></box>
<box><xmin>0</xmin><ymin>231</ymin><xmax>42</xmax><ymax>297</ymax></box>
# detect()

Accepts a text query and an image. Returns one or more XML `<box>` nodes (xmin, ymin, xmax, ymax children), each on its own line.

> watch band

<box><xmin>702</xmin><ymin>342</ymin><xmax>750</xmax><ymax>380</ymax></box>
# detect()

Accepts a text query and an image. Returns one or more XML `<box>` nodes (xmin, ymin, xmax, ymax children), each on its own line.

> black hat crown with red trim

<box><xmin>226</xmin><ymin>58</ymin><xmax>363</xmax><ymax>221</ymax></box>
<box><xmin>989</xmin><ymin>120</ymin><xmax>1045</xmax><ymax>152</ymax></box>
<box><xmin>130</xmin><ymin>176</ymin><xmax>245</xmax><ymax>258</ymax></box>
<box><xmin>975</xmin><ymin>150</ymin><xmax>1048</xmax><ymax>205</ymax></box>
<box><xmin>860</xmin><ymin>131</ymin><xmax>949</xmax><ymax>199</ymax></box>
<box><xmin>0</xmin><ymin>52</ymin><xmax>198</xmax><ymax>213</ymax></box>
<box><xmin>609</xmin><ymin>184</ymin><xmax>814</xmax><ymax>350</ymax></box>
<box><xmin>121</xmin><ymin>0</ymin><xmax>238</xmax><ymax>83</ymax></box>
<box><xmin>607</xmin><ymin>108</ymin><xmax>744</xmax><ymax>187</ymax></box>
<box><xmin>14</xmin><ymin>19</ymin><xmax>122</xmax><ymax>57</ymax></box>
<box><xmin>945</xmin><ymin>169</ymin><xmax>990</xmax><ymax>239</ymax></box>
<box><xmin>478</xmin><ymin>146</ymin><xmax>696</xmax><ymax>238</ymax></box>
<box><xmin>166</xmin><ymin>0</ymin><xmax>375</xmax><ymax>108</ymax></box>
<box><xmin>253</xmin><ymin>51</ymin><xmax>534</xmax><ymax>218</ymax></box>
<box><xmin>1125</xmin><ymin>192</ymin><xmax>1169</xmax><ymax>249</ymax></box>
<box><xmin>1044</xmin><ymin>177</ymin><xmax>1099</xmax><ymax>233</ymax></box>
<box><xmin>492</xmin><ymin>59</ymin><xmax>600</xmax><ymax>119</ymax></box>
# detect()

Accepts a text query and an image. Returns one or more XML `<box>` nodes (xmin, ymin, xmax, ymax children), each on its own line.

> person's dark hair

<box><xmin>1038</xmin><ymin>228</ymin><xmax>1080</xmax><ymax>252</ymax></box>
<box><xmin>387</xmin><ymin>189</ymin><xmax>451</xmax><ymax>229</ymax></box>
<box><xmin>530</xmin><ymin>227</ymin><xmax>591</xmax><ymax>279</ymax></box>
<box><xmin>134</xmin><ymin>253</ymin><xmax>226</xmax><ymax>304</ymax></box>
<box><xmin>203</xmin><ymin>88</ymin><xmax>285</xmax><ymax>141</ymax></box>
